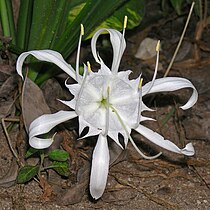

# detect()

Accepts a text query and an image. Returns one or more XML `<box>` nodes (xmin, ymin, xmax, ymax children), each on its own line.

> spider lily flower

<box><xmin>16</xmin><ymin>21</ymin><xmax>198</xmax><ymax>199</ymax></box>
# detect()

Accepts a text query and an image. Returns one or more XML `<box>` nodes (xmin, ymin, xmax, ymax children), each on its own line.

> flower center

<box><xmin>100</xmin><ymin>97</ymin><xmax>109</xmax><ymax>108</ymax></box>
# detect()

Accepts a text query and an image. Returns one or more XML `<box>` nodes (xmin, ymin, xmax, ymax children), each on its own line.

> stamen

<box><xmin>136</xmin><ymin>78</ymin><xmax>143</xmax><ymax>125</ymax></box>
<box><xmin>124</xmin><ymin>16</ymin><xmax>128</xmax><ymax>29</ymax></box>
<box><xmin>103</xmin><ymin>86</ymin><xmax>110</xmax><ymax>136</ymax></box>
<box><xmin>87</xmin><ymin>61</ymin><xmax>92</xmax><ymax>73</ymax></box>
<box><xmin>122</xmin><ymin>16</ymin><xmax>127</xmax><ymax>38</ymax></box>
<box><xmin>144</xmin><ymin>40</ymin><xmax>160</xmax><ymax>95</ymax></box>
<box><xmin>80</xmin><ymin>24</ymin><xmax>84</xmax><ymax>36</ymax></box>
<box><xmin>75</xmin><ymin>66</ymin><xmax>88</xmax><ymax>114</ymax></box>
<box><xmin>129</xmin><ymin>137</ymin><xmax>162</xmax><ymax>159</ymax></box>
<box><xmin>112</xmin><ymin>16</ymin><xmax>128</xmax><ymax>74</ymax></box>
<box><xmin>76</xmin><ymin>24</ymin><xmax>84</xmax><ymax>83</ymax></box>
<box><xmin>110</xmin><ymin>105</ymin><xmax>162</xmax><ymax>159</ymax></box>
<box><xmin>156</xmin><ymin>40</ymin><xmax>160</xmax><ymax>52</ymax></box>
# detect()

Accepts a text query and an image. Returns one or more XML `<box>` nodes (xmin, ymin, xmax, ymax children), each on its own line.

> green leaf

<box><xmin>17</xmin><ymin>165</ymin><xmax>39</xmax><ymax>184</ymax></box>
<box><xmin>67</xmin><ymin>0</ymin><xmax>86</xmax><ymax>9</ymax></box>
<box><xmin>0</xmin><ymin>0</ymin><xmax>16</xmax><ymax>44</ymax></box>
<box><xmin>54</xmin><ymin>0</ymin><xmax>128</xmax><ymax>58</ymax></box>
<box><xmin>170</xmin><ymin>0</ymin><xmax>183</xmax><ymax>15</ymax></box>
<box><xmin>86</xmin><ymin>0</ymin><xmax>145</xmax><ymax>39</ymax></box>
<box><xmin>16</xmin><ymin>0</ymin><xmax>33</xmax><ymax>50</ymax></box>
<box><xmin>51</xmin><ymin>161</ymin><xmax>70</xmax><ymax>177</ymax></box>
<box><xmin>48</xmin><ymin>149</ymin><xmax>69</xmax><ymax>162</ymax></box>
<box><xmin>25</xmin><ymin>147</ymin><xmax>40</xmax><ymax>159</ymax></box>
<box><xmin>25</xmin><ymin>0</ymin><xmax>72</xmax><ymax>81</ymax></box>
<box><xmin>35</xmin><ymin>0</ymin><xmax>128</xmax><ymax>84</ymax></box>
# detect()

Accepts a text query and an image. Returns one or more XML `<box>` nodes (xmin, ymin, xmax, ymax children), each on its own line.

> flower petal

<box><xmin>29</xmin><ymin>136</ymin><xmax>54</xmax><ymax>149</ymax></box>
<box><xmin>135</xmin><ymin>124</ymin><xmax>195</xmax><ymax>156</ymax></box>
<box><xmin>91</xmin><ymin>28</ymin><xmax>126</xmax><ymax>73</ymax></box>
<box><xmin>29</xmin><ymin>110</ymin><xmax>77</xmax><ymax>149</ymax></box>
<box><xmin>16</xmin><ymin>50</ymin><xmax>76</xmax><ymax>81</ymax></box>
<box><xmin>142</xmin><ymin>77</ymin><xmax>198</xmax><ymax>110</ymax></box>
<box><xmin>58</xmin><ymin>99</ymin><xmax>76</xmax><ymax>110</ymax></box>
<box><xmin>90</xmin><ymin>134</ymin><xmax>110</xmax><ymax>199</ymax></box>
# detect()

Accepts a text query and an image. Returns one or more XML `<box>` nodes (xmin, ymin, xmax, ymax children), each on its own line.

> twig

<box><xmin>164</xmin><ymin>2</ymin><xmax>195</xmax><ymax>77</ymax></box>
<box><xmin>112</xmin><ymin>175</ymin><xmax>181</xmax><ymax>210</ymax></box>
<box><xmin>1</xmin><ymin>118</ymin><xmax>20</xmax><ymax>163</ymax></box>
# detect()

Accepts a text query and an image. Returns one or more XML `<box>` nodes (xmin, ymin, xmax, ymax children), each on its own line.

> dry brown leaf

<box><xmin>58</xmin><ymin>162</ymin><xmax>90</xmax><ymax>205</ymax></box>
<box><xmin>21</xmin><ymin>77</ymin><xmax>51</xmax><ymax>131</ymax></box>
<box><xmin>0</xmin><ymin>158</ymin><xmax>18</xmax><ymax>187</ymax></box>
<box><xmin>0</xmin><ymin>75</ymin><xmax>18</xmax><ymax>118</ymax></box>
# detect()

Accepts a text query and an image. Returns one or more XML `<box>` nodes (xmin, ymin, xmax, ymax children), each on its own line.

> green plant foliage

<box><xmin>16</xmin><ymin>165</ymin><xmax>39</xmax><ymax>184</ymax></box>
<box><xmin>0</xmin><ymin>0</ymin><xmax>145</xmax><ymax>84</ymax></box>
<box><xmin>0</xmin><ymin>0</ymin><xmax>16</xmax><ymax>44</ymax></box>
<box><xmin>51</xmin><ymin>161</ymin><xmax>70</xmax><ymax>177</ymax></box>
<box><xmin>48</xmin><ymin>149</ymin><xmax>69</xmax><ymax>162</ymax></box>
<box><xmin>25</xmin><ymin>147</ymin><xmax>40</xmax><ymax>158</ymax></box>
<box><xmin>69</xmin><ymin>0</ymin><xmax>145</xmax><ymax>39</ymax></box>
<box><xmin>170</xmin><ymin>0</ymin><xmax>183</xmax><ymax>15</ymax></box>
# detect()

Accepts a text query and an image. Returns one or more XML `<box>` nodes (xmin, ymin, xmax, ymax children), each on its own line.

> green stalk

<box><xmin>17</xmin><ymin>0</ymin><xmax>33</xmax><ymax>50</ymax></box>
<box><xmin>0</xmin><ymin>0</ymin><xmax>10</xmax><ymax>36</ymax></box>
<box><xmin>0</xmin><ymin>0</ymin><xmax>16</xmax><ymax>44</ymax></box>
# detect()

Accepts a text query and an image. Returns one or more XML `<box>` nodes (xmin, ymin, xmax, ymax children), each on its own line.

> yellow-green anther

<box><xmin>138</xmin><ymin>78</ymin><xmax>143</xmax><ymax>89</ymax></box>
<box><xmin>156</xmin><ymin>40</ymin><xmax>160</xmax><ymax>52</ymax></box>
<box><xmin>80</xmin><ymin>24</ymin><xmax>84</xmax><ymax>36</ymax></box>
<box><xmin>124</xmin><ymin>16</ymin><xmax>128</xmax><ymax>29</ymax></box>
<box><xmin>87</xmin><ymin>61</ymin><xmax>92</xmax><ymax>73</ymax></box>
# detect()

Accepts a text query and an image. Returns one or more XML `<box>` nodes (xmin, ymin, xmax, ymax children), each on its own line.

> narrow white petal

<box><xmin>142</xmin><ymin>48</ymin><xmax>159</xmax><ymax>95</ymax></box>
<box><xmin>91</xmin><ymin>28</ymin><xmax>126</xmax><ymax>73</ymax></box>
<box><xmin>29</xmin><ymin>136</ymin><xmax>54</xmax><ymax>149</ymax></box>
<box><xmin>142</xmin><ymin>77</ymin><xmax>198</xmax><ymax>110</ymax></box>
<box><xmin>135</xmin><ymin>124</ymin><xmax>195</xmax><ymax>156</ymax></box>
<box><xmin>16</xmin><ymin>50</ymin><xmax>76</xmax><ymax>80</ymax></box>
<box><xmin>90</xmin><ymin>134</ymin><xmax>110</xmax><ymax>199</ymax></box>
<box><xmin>29</xmin><ymin>111</ymin><xmax>77</xmax><ymax>149</ymax></box>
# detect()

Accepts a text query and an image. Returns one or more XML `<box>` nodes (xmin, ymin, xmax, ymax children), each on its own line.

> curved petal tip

<box><xmin>29</xmin><ymin>136</ymin><xmax>54</xmax><ymax>149</ymax></box>
<box><xmin>180</xmin><ymin>143</ymin><xmax>195</xmax><ymax>156</ymax></box>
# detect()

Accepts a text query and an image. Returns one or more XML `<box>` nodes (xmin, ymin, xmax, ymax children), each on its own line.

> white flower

<box><xmin>16</xmin><ymin>25</ymin><xmax>198</xmax><ymax>200</ymax></box>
